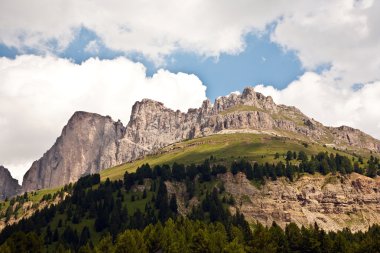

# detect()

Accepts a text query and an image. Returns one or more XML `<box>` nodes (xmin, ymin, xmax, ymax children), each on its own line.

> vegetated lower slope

<box><xmin>0</xmin><ymin>149</ymin><xmax>380</xmax><ymax>252</ymax></box>
<box><xmin>0</xmin><ymin>133</ymin><xmax>301</xmax><ymax>230</ymax></box>
<box><xmin>0</xmin><ymin>133</ymin><xmax>375</xmax><ymax>232</ymax></box>
<box><xmin>0</xmin><ymin>186</ymin><xmax>67</xmax><ymax>232</ymax></box>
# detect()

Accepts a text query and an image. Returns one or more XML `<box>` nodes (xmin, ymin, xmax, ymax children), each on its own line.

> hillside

<box><xmin>1</xmin><ymin>146</ymin><xmax>380</xmax><ymax>252</ymax></box>
<box><xmin>101</xmin><ymin>133</ymin><xmax>380</xmax><ymax>232</ymax></box>
<box><xmin>2</xmin><ymin>132</ymin><xmax>379</xmax><ymax>233</ymax></box>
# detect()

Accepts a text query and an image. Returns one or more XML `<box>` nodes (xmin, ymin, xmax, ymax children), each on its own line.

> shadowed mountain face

<box><xmin>0</xmin><ymin>166</ymin><xmax>21</xmax><ymax>200</ymax></box>
<box><xmin>21</xmin><ymin>87</ymin><xmax>380</xmax><ymax>192</ymax></box>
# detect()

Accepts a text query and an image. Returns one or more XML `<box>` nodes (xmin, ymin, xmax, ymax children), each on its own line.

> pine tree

<box><xmin>79</xmin><ymin>226</ymin><xmax>91</xmax><ymax>247</ymax></box>
<box><xmin>115</xmin><ymin>230</ymin><xmax>148</xmax><ymax>253</ymax></box>
<box><xmin>169</xmin><ymin>194</ymin><xmax>178</xmax><ymax>214</ymax></box>
<box><xmin>172</xmin><ymin>162</ymin><xmax>186</xmax><ymax>181</ymax></box>
<box><xmin>53</xmin><ymin>228</ymin><xmax>59</xmax><ymax>242</ymax></box>
<box><xmin>95</xmin><ymin>233</ymin><xmax>115</xmax><ymax>253</ymax></box>
<box><xmin>298</xmin><ymin>151</ymin><xmax>308</xmax><ymax>162</ymax></box>
<box><xmin>286</xmin><ymin>151</ymin><xmax>293</xmax><ymax>161</ymax></box>
<box><xmin>78</xmin><ymin>243</ymin><xmax>92</xmax><ymax>253</ymax></box>
<box><xmin>156</xmin><ymin>179</ymin><xmax>170</xmax><ymax>222</ymax></box>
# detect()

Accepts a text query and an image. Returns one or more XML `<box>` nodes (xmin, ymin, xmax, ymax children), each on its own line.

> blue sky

<box><xmin>163</xmin><ymin>34</ymin><xmax>304</xmax><ymax>100</ymax></box>
<box><xmin>1</xmin><ymin>0</ymin><xmax>380</xmax><ymax>181</ymax></box>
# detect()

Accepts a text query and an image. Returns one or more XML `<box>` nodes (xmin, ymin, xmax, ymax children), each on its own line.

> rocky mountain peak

<box><xmin>22</xmin><ymin>111</ymin><xmax>127</xmax><ymax>192</ymax></box>
<box><xmin>241</xmin><ymin>86</ymin><xmax>256</xmax><ymax>97</ymax></box>
<box><xmin>0</xmin><ymin>166</ymin><xmax>21</xmax><ymax>200</ymax></box>
<box><xmin>130</xmin><ymin>99</ymin><xmax>166</xmax><ymax>114</ymax></box>
<box><xmin>67</xmin><ymin>111</ymin><xmax>116</xmax><ymax>126</ymax></box>
<box><xmin>212</xmin><ymin>87</ymin><xmax>278</xmax><ymax>114</ymax></box>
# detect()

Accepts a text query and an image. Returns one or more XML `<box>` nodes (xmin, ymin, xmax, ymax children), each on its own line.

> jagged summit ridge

<box><xmin>212</xmin><ymin>87</ymin><xmax>278</xmax><ymax>114</ymax></box>
<box><xmin>20</xmin><ymin>86</ymin><xmax>380</xmax><ymax>192</ymax></box>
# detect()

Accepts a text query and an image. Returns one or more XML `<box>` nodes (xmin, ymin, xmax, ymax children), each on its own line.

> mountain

<box><xmin>21</xmin><ymin>87</ymin><xmax>380</xmax><ymax>192</ymax></box>
<box><xmin>0</xmin><ymin>166</ymin><xmax>21</xmax><ymax>200</ymax></box>
<box><xmin>22</xmin><ymin>112</ymin><xmax>146</xmax><ymax>192</ymax></box>
<box><xmin>3</xmin><ymin>87</ymin><xmax>380</xmax><ymax>251</ymax></box>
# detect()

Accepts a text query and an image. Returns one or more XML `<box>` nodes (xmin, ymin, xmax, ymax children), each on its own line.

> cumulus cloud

<box><xmin>1</xmin><ymin>0</ymin><xmax>379</xmax><ymax>70</ymax></box>
<box><xmin>255</xmin><ymin>72</ymin><xmax>380</xmax><ymax>140</ymax></box>
<box><xmin>1</xmin><ymin>1</ymin><xmax>379</xmax><ymax>82</ymax></box>
<box><xmin>0</xmin><ymin>55</ymin><xmax>207</xmax><ymax>181</ymax></box>
<box><xmin>0</xmin><ymin>0</ymin><xmax>297</xmax><ymax>62</ymax></box>
<box><xmin>1</xmin><ymin>1</ymin><xmax>379</xmax><ymax>84</ymax></box>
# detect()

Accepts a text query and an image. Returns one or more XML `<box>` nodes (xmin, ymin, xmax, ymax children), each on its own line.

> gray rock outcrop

<box><xmin>0</xmin><ymin>166</ymin><xmax>21</xmax><ymax>200</ymax></box>
<box><xmin>22</xmin><ymin>111</ymin><xmax>149</xmax><ymax>192</ymax></box>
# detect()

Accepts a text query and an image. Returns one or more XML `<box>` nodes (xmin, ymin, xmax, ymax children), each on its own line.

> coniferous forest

<box><xmin>1</xmin><ymin>151</ymin><xmax>380</xmax><ymax>252</ymax></box>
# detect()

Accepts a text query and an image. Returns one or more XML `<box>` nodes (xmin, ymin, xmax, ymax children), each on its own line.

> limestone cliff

<box><xmin>0</xmin><ymin>166</ymin><xmax>21</xmax><ymax>200</ymax></box>
<box><xmin>21</xmin><ymin>87</ymin><xmax>380</xmax><ymax>192</ymax></box>
<box><xmin>219</xmin><ymin>172</ymin><xmax>380</xmax><ymax>232</ymax></box>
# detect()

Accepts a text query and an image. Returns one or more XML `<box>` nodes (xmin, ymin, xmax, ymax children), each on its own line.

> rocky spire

<box><xmin>22</xmin><ymin>111</ymin><xmax>127</xmax><ymax>192</ymax></box>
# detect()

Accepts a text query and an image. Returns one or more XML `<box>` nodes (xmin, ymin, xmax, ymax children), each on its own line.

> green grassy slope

<box><xmin>100</xmin><ymin>133</ymin><xmax>360</xmax><ymax>181</ymax></box>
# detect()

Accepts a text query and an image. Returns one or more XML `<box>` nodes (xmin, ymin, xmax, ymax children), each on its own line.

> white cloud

<box><xmin>0</xmin><ymin>0</ymin><xmax>297</xmax><ymax>62</ymax></box>
<box><xmin>1</xmin><ymin>1</ymin><xmax>379</xmax><ymax>83</ymax></box>
<box><xmin>84</xmin><ymin>40</ymin><xmax>100</xmax><ymax>54</ymax></box>
<box><xmin>271</xmin><ymin>0</ymin><xmax>380</xmax><ymax>86</ymax></box>
<box><xmin>0</xmin><ymin>55</ymin><xmax>207</xmax><ymax>181</ymax></box>
<box><xmin>1</xmin><ymin>1</ymin><xmax>379</xmax><ymax>82</ymax></box>
<box><xmin>0</xmin><ymin>1</ymin><xmax>379</xmax><ymax>73</ymax></box>
<box><xmin>255</xmin><ymin>72</ymin><xmax>380</xmax><ymax>140</ymax></box>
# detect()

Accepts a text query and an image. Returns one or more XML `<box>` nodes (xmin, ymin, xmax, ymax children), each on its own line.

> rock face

<box><xmin>220</xmin><ymin>172</ymin><xmax>380</xmax><ymax>232</ymax></box>
<box><xmin>328</xmin><ymin>125</ymin><xmax>380</xmax><ymax>151</ymax></box>
<box><xmin>22</xmin><ymin>111</ymin><xmax>150</xmax><ymax>192</ymax></box>
<box><xmin>22</xmin><ymin>112</ymin><xmax>139</xmax><ymax>191</ymax></box>
<box><xmin>0</xmin><ymin>166</ymin><xmax>21</xmax><ymax>200</ymax></box>
<box><xmin>21</xmin><ymin>87</ymin><xmax>380</xmax><ymax>192</ymax></box>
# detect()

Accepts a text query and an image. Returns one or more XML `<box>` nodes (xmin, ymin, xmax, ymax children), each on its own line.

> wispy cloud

<box><xmin>84</xmin><ymin>40</ymin><xmax>100</xmax><ymax>54</ymax></box>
